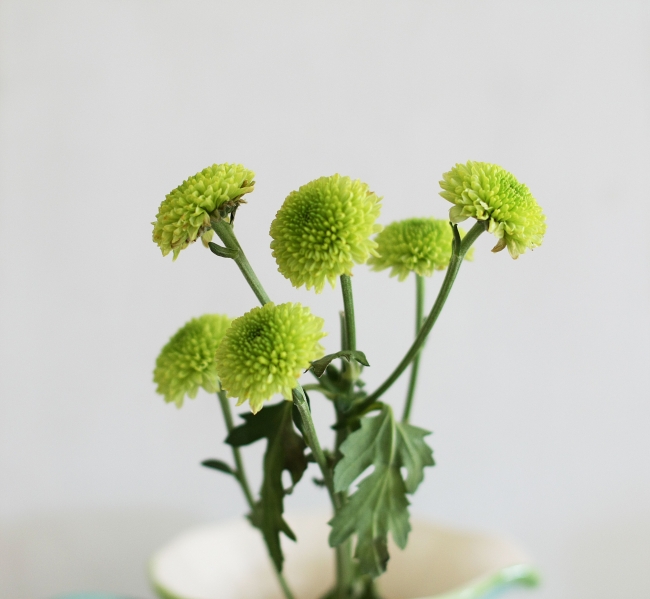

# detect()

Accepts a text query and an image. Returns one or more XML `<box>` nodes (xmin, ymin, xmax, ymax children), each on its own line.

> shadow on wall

<box><xmin>0</xmin><ymin>508</ymin><xmax>201</xmax><ymax>599</ymax></box>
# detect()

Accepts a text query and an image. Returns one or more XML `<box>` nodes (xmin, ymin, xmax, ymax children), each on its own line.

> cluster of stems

<box><xmin>210</xmin><ymin>217</ymin><xmax>485</xmax><ymax>599</ymax></box>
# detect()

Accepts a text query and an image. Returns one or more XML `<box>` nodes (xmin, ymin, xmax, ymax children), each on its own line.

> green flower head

<box><xmin>439</xmin><ymin>161</ymin><xmax>546</xmax><ymax>259</ymax></box>
<box><xmin>270</xmin><ymin>175</ymin><xmax>382</xmax><ymax>292</ymax></box>
<box><xmin>153</xmin><ymin>163</ymin><xmax>255</xmax><ymax>260</ymax></box>
<box><xmin>368</xmin><ymin>217</ymin><xmax>473</xmax><ymax>281</ymax></box>
<box><xmin>154</xmin><ymin>314</ymin><xmax>232</xmax><ymax>408</ymax></box>
<box><xmin>215</xmin><ymin>303</ymin><xmax>326</xmax><ymax>414</ymax></box>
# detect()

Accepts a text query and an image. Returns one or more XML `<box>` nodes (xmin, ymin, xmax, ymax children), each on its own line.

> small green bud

<box><xmin>154</xmin><ymin>314</ymin><xmax>232</xmax><ymax>408</ymax></box>
<box><xmin>368</xmin><ymin>218</ymin><xmax>472</xmax><ymax>281</ymax></box>
<box><xmin>215</xmin><ymin>303</ymin><xmax>326</xmax><ymax>414</ymax></box>
<box><xmin>153</xmin><ymin>163</ymin><xmax>255</xmax><ymax>260</ymax></box>
<box><xmin>439</xmin><ymin>161</ymin><xmax>546</xmax><ymax>259</ymax></box>
<box><xmin>270</xmin><ymin>175</ymin><xmax>382</xmax><ymax>292</ymax></box>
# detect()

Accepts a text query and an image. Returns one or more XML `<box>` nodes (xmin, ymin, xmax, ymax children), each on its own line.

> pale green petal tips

<box><xmin>368</xmin><ymin>218</ymin><xmax>472</xmax><ymax>281</ymax></box>
<box><xmin>439</xmin><ymin>161</ymin><xmax>546</xmax><ymax>259</ymax></box>
<box><xmin>215</xmin><ymin>303</ymin><xmax>326</xmax><ymax>414</ymax></box>
<box><xmin>269</xmin><ymin>175</ymin><xmax>382</xmax><ymax>292</ymax></box>
<box><xmin>153</xmin><ymin>163</ymin><xmax>255</xmax><ymax>260</ymax></box>
<box><xmin>154</xmin><ymin>314</ymin><xmax>233</xmax><ymax>408</ymax></box>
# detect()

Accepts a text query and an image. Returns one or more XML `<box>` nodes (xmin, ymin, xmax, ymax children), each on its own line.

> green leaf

<box><xmin>329</xmin><ymin>405</ymin><xmax>434</xmax><ymax>577</ymax></box>
<box><xmin>208</xmin><ymin>241</ymin><xmax>239</xmax><ymax>259</ymax></box>
<box><xmin>201</xmin><ymin>459</ymin><xmax>235</xmax><ymax>476</ymax></box>
<box><xmin>395</xmin><ymin>421</ymin><xmax>435</xmax><ymax>493</ymax></box>
<box><xmin>309</xmin><ymin>350</ymin><xmax>370</xmax><ymax>378</ymax></box>
<box><xmin>226</xmin><ymin>401</ymin><xmax>308</xmax><ymax>572</ymax></box>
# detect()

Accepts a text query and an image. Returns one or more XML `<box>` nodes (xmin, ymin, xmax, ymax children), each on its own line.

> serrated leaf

<box><xmin>309</xmin><ymin>350</ymin><xmax>370</xmax><ymax>378</ymax></box>
<box><xmin>226</xmin><ymin>401</ymin><xmax>308</xmax><ymax>571</ymax></box>
<box><xmin>201</xmin><ymin>459</ymin><xmax>235</xmax><ymax>476</ymax></box>
<box><xmin>329</xmin><ymin>405</ymin><xmax>434</xmax><ymax>577</ymax></box>
<box><xmin>208</xmin><ymin>241</ymin><xmax>239</xmax><ymax>259</ymax></box>
<box><xmin>329</xmin><ymin>467</ymin><xmax>409</xmax><ymax>577</ymax></box>
<box><xmin>395</xmin><ymin>422</ymin><xmax>435</xmax><ymax>493</ymax></box>
<box><xmin>333</xmin><ymin>407</ymin><xmax>394</xmax><ymax>492</ymax></box>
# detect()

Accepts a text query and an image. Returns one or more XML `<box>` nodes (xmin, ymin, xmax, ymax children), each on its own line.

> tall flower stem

<box><xmin>340</xmin><ymin>274</ymin><xmax>357</xmax><ymax>351</ymax></box>
<box><xmin>292</xmin><ymin>387</ymin><xmax>339</xmax><ymax>509</ymax></box>
<box><xmin>212</xmin><ymin>220</ymin><xmax>339</xmax><ymax>510</ymax></box>
<box><xmin>211</xmin><ymin>218</ymin><xmax>271</xmax><ymax>306</ymax></box>
<box><xmin>217</xmin><ymin>389</ymin><xmax>295</xmax><ymax>599</ymax></box>
<box><xmin>401</xmin><ymin>274</ymin><xmax>426</xmax><ymax>423</ymax></box>
<box><xmin>336</xmin><ymin>275</ymin><xmax>359</xmax><ymax>597</ymax></box>
<box><xmin>353</xmin><ymin>221</ymin><xmax>485</xmax><ymax>414</ymax></box>
<box><xmin>209</xmin><ymin>226</ymin><xmax>294</xmax><ymax>599</ymax></box>
<box><xmin>212</xmin><ymin>219</ymin><xmax>355</xmax><ymax>598</ymax></box>
<box><xmin>217</xmin><ymin>390</ymin><xmax>255</xmax><ymax>508</ymax></box>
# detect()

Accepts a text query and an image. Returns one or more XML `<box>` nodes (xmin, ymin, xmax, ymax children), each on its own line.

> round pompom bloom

<box><xmin>154</xmin><ymin>314</ymin><xmax>232</xmax><ymax>408</ymax></box>
<box><xmin>215</xmin><ymin>303</ymin><xmax>326</xmax><ymax>414</ymax></box>
<box><xmin>439</xmin><ymin>161</ymin><xmax>546</xmax><ymax>259</ymax></box>
<box><xmin>153</xmin><ymin>163</ymin><xmax>255</xmax><ymax>260</ymax></box>
<box><xmin>368</xmin><ymin>218</ymin><xmax>473</xmax><ymax>281</ymax></box>
<box><xmin>269</xmin><ymin>175</ymin><xmax>382</xmax><ymax>292</ymax></box>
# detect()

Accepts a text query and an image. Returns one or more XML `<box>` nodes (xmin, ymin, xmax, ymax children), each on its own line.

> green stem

<box><xmin>401</xmin><ymin>274</ymin><xmax>425</xmax><ymax>423</ymax></box>
<box><xmin>211</xmin><ymin>218</ymin><xmax>271</xmax><ymax>306</ymax></box>
<box><xmin>337</xmin><ymin>276</ymin><xmax>359</xmax><ymax>597</ymax></box>
<box><xmin>355</xmin><ymin>221</ymin><xmax>485</xmax><ymax>413</ymax></box>
<box><xmin>340</xmin><ymin>275</ymin><xmax>356</xmax><ymax>351</ymax></box>
<box><xmin>217</xmin><ymin>390</ymin><xmax>294</xmax><ymax>599</ymax></box>
<box><xmin>217</xmin><ymin>390</ymin><xmax>255</xmax><ymax>508</ymax></box>
<box><xmin>292</xmin><ymin>387</ymin><xmax>339</xmax><ymax>509</ymax></box>
<box><xmin>213</xmin><ymin>220</ymin><xmax>349</xmax><ymax>598</ymax></box>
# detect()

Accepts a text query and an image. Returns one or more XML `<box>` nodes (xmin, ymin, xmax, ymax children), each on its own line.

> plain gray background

<box><xmin>1</xmin><ymin>1</ymin><xmax>649</xmax><ymax>598</ymax></box>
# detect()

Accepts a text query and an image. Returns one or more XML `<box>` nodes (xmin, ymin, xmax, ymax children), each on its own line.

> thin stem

<box><xmin>213</xmin><ymin>220</ymin><xmax>350</xmax><ymax>598</ymax></box>
<box><xmin>340</xmin><ymin>274</ymin><xmax>356</xmax><ymax>351</ymax></box>
<box><xmin>337</xmin><ymin>276</ymin><xmax>359</xmax><ymax>597</ymax></box>
<box><xmin>217</xmin><ymin>390</ymin><xmax>294</xmax><ymax>599</ymax></box>
<box><xmin>294</xmin><ymin>386</ymin><xmax>352</xmax><ymax>599</ymax></box>
<box><xmin>217</xmin><ymin>390</ymin><xmax>255</xmax><ymax>508</ymax></box>
<box><xmin>355</xmin><ymin>221</ymin><xmax>485</xmax><ymax>412</ymax></box>
<box><xmin>292</xmin><ymin>387</ymin><xmax>340</xmax><ymax>509</ymax></box>
<box><xmin>401</xmin><ymin>274</ymin><xmax>426</xmax><ymax>423</ymax></box>
<box><xmin>211</xmin><ymin>218</ymin><xmax>271</xmax><ymax>306</ymax></box>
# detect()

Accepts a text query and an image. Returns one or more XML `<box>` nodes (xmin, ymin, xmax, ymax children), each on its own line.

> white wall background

<box><xmin>1</xmin><ymin>1</ymin><xmax>649</xmax><ymax>598</ymax></box>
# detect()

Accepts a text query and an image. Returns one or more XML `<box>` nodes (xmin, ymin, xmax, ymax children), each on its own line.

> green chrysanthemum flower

<box><xmin>154</xmin><ymin>314</ymin><xmax>232</xmax><ymax>408</ymax></box>
<box><xmin>269</xmin><ymin>175</ymin><xmax>382</xmax><ymax>292</ymax></box>
<box><xmin>368</xmin><ymin>218</ymin><xmax>474</xmax><ymax>281</ymax></box>
<box><xmin>439</xmin><ymin>161</ymin><xmax>546</xmax><ymax>259</ymax></box>
<box><xmin>215</xmin><ymin>303</ymin><xmax>326</xmax><ymax>414</ymax></box>
<box><xmin>153</xmin><ymin>163</ymin><xmax>255</xmax><ymax>260</ymax></box>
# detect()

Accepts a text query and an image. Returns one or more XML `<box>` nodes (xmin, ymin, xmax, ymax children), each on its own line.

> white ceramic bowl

<box><xmin>149</xmin><ymin>512</ymin><xmax>538</xmax><ymax>599</ymax></box>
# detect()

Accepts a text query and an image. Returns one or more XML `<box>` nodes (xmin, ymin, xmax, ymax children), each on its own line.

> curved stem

<box><xmin>340</xmin><ymin>274</ymin><xmax>356</xmax><ymax>351</ymax></box>
<box><xmin>401</xmin><ymin>274</ymin><xmax>425</xmax><ymax>423</ymax></box>
<box><xmin>211</xmin><ymin>218</ymin><xmax>271</xmax><ymax>306</ymax></box>
<box><xmin>217</xmin><ymin>390</ymin><xmax>294</xmax><ymax>599</ymax></box>
<box><xmin>354</xmin><ymin>221</ymin><xmax>485</xmax><ymax>413</ymax></box>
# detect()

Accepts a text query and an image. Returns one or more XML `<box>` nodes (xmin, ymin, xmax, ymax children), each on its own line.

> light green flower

<box><xmin>368</xmin><ymin>218</ymin><xmax>473</xmax><ymax>281</ymax></box>
<box><xmin>154</xmin><ymin>314</ymin><xmax>232</xmax><ymax>408</ymax></box>
<box><xmin>153</xmin><ymin>163</ymin><xmax>255</xmax><ymax>260</ymax></box>
<box><xmin>270</xmin><ymin>175</ymin><xmax>382</xmax><ymax>292</ymax></box>
<box><xmin>439</xmin><ymin>161</ymin><xmax>546</xmax><ymax>259</ymax></box>
<box><xmin>215</xmin><ymin>303</ymin><xmax>326</xmax><ymax>414</ymax></box>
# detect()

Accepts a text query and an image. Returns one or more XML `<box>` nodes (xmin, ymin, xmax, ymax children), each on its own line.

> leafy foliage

<box><xmin>329</xmin><ymin>405</ymin><xmax>434</xmax><ymax>577</ymax></box>
<box><xmin>227</xmin><ymin>401</ymin><xmax>308</xmax><ymax>571</ymax></box>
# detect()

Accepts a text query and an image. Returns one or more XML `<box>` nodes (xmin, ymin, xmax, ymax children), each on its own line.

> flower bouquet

<box><xmin>149</xmin><ymin>162</ymin><xmax>545</xmax><ymax>599</ymax></box>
